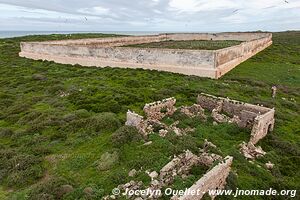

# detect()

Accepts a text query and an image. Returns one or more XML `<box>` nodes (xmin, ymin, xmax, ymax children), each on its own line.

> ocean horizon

<box><xmin>0</xmin><ymin>31</ymin><xmax>185</xmax><ymax>39</ymax></box>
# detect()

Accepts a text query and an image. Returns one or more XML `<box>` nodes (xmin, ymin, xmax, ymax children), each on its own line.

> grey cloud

<box><xmin>0</xmin><ymin>0</ymin><xmax>299</xmax><ymax>31</ymax></box>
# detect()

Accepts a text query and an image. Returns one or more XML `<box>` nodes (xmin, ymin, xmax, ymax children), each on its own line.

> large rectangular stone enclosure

<box><xmin>19</xmin><ymin>32</ymin><xmax>272</xmax><ymax>79</ymax></box>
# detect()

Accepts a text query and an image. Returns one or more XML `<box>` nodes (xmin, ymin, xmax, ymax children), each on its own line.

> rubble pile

<box><xmin>239</xmin><ymin>142</ymin><xmax>266</xmax><ymax>160</ymax></box>
<box><xmin>180</xmin><ymin>104</ymin><xmax>207</xmax><ymax>120</ymax></box>
<box><xmin>159</xmin><ymin>150</ymin><xmax>200</xmax><ymax>185</ymax></box>
<box><xmin>104</xmin><ymin>147</ymin><xmax>226</xmax><ymax>200</ymax></box>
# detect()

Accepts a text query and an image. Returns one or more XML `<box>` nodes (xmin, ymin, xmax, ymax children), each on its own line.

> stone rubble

<box><xmin>159</xmin><ymin>150</ymin><xmax>200</xmax><ymax>185</ymax></box>
<box><xmin>180</xmin><ymin>104</ymin><xmax>207</xmax><ymax>120</ymax></box>
<box><xmin>128</xmin><ymin>169</ymin><xmax>138</xmax><ymax>177</ymax></box>
<box><xmin>265</xmin><ymin>161</ymin><xmax>274</xmax><ymax>170</ymax></box>
<box><xmin>120</xmin><ymin>95</ymin><xmax>276</xmax><ymax>199</ymax></box>
<box><xmin>103</xmin><ymin>148</ymin><xmax>227</xmax><ymax>200</ymax></box>
<box><xmin>271</xmin><ymin>86</ymin><xmax>277</xmax><ymax>98</ymax></box>
<box><xmin>239</xmin><ymin>142</ymin><xmax>266</xmax><ymax>160</ymax></box>
<box><xmin>203</xmin><ymin>139</ymin><xmax>217</xmax><ymax>150</ymax></box>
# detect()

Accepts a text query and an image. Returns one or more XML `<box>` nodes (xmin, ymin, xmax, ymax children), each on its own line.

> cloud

<box><xmin>0</xmin><ymin>0</ymin><xmax>299</xmax><ymax>31</ymax></box>
<box><xmin>169</xmin><ymin>0</ymin><xmax>237</xmax><ymax>12</ymax></box>
<box><xmin>78</xmin><ymin>6</ymin><xmax>110</xmax><ymax>15</ymax></box>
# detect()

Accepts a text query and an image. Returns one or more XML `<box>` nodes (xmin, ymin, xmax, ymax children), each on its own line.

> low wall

<box><xmin>166</xmin><ymin>32</ymin><xmax>271</xmax><ymax>42</ymax></box>
<box><xmin>250</xmin><ymin>109</ymin><xmax>275</xmax><ymax>144</ymax></box>
<box><xmin>175</xmin><ymin>156</ymin><xmax>233</xmax><ymax>200</ymax></box>
<box><xmin>197</xmin><ymin>93</ymin><xmax>275</xmax><ymax>144</ymax></box>
<box><xmin>19</xmin><ymin>32</ymin><xmax>272</xmax><ymax>79</ymax></box>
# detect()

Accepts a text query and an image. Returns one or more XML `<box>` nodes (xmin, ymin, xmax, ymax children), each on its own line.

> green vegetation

<box><xmin>123</xmin><ymin>40</ymin><xmax>241</xmax><ymax>50</ymax></box>
<box><xmin>0</xmin><ymin>31</ymin><xmax>299</xmax><ymax>199</ymax></box>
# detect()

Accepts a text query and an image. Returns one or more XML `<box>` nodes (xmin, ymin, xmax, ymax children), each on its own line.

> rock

<box><xmin>128</xmin><ymin>169</ymin><xmax>137</xmax><ymax>177</ymax></box>
<box><xmin>213</xmin><ymin>121</ymin><xmax>218</xmax><ymax>126</ymax></box>
<box><xmin>159</xmin><ymin>129</ymin><xmax>168</xmax><ymax>137</ymax></box>
<box><xmin>229</xmin><ymin>115</ymin><xmax>241</xmax><ymax>124</ymax></box>
<box><xmin>83</xmin><ymin>187</ymin><xmax>93</xmax><ymax>196</ymax></box>
<box><xmin>212</xmin><ymin>111</ymin><xmax>230</xmax><ymax>123</ymax></box>
<box><xmin>124</xmin><ymin>182</ymin><xmax>131</xmax><ymax>188</ymax></box>
<box><xmin>149</xmin><ymin>171</ymin><xmax>158</xmax><ymax>180</ymax></box>
<box><xmin>265</xmin><ymin>161</ymin><xmax>274</xmax><ymax>169</ymax></box>
<box><xmin>271</xmin><ymin>86</ymin><xmax>277</xmax><ymax>98</ymax></box>
<box><xmin>203</xmin><ymin>139</ymin><xmax>217</xmax><ymax>150</ymax></box>
<box><xmin>198</xmin><ymin>152</ymin><xmax>221</xmax><ymax>166</ymax></box>
<box><xmin>143</xmin><ymin>141</ymin><xmax>152</xmax><ymax>146</ymax></box>
<box><xmin>151</xmin><ymin>180</ymin><xmax>160</xmax><ymax>186</ymax></box>
<box><xmin>110</xmin><ymin>195</ymin><xmax>116</xmax><ymax>199</ymax></box>
<box><xmin>180</xmin><ymin>104</ymin><xmax>206</xmax><ymax>120</ymax></box>
<box><xmin>239</xmin><ymin>142</ymin><xmax>266</xmax><ymax>160</ymax></box>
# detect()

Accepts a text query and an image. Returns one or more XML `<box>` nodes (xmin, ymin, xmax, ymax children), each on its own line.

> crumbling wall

<box><xmin>173</xmin><ymin>156</ymin><xmax>233</xmax><ymax>200</ymax></box>
<box><xmin>143</xmin><ymin>97</ymin><xmax>177</xmax><ymax>121</ymax></box>
<box><xmin>250</xmin><ymin>109</ymin><xmax>275</xmax><ymax>144</ymax></box>
<box><xmin>197</xmin><ymin>93</ymin><xmax>275</xmax><ymax>146</ymax></box>
<box><xmin>125</xmin><ymin>110</ymin><xmax>144</xmax><ymax>127</ymax></box>
<box><xmin>159</xmin><ymin>150</ymin><xmax>201</xmax><ymax>186</ymax></box>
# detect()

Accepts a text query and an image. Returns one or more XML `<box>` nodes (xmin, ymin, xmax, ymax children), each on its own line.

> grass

<box><xmin>123</xmin><ymin>40</ymin><xmax>242</xmax><ymax>50</ymax></box>
<box><xmin>0</xmin><ymin>31</ymin><xmax>299</xmax><ymax>199</ymax></box>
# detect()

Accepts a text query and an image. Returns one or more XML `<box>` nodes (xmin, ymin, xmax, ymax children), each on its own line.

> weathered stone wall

<box><xmin>197</xmin><ymin>93</ymin><xmax>271</xmax><ymax>116</ymax></box>
<box><xmin>143</xmin><ymin>97</ymin><xmax>177</xmax><ymax>121</ymax></box>
<box><xmin>197</xmin><ymin>93</ymin><xmax>275</xmax><ymax>144</ymax></box>
<box><xmin>174</xmin><ymin>156</ymin><xmax>233</xmax><ymax>200</ymax></box>
<box><xmin>19</xmin><ymin>32</ymin><xmax>272</xmax><ymax>79</ymax></box>
<box><xmin>250</xmin><ymin>109</ymin><xmax>275</xmax><ymax>144</ymax></box>
<box><xmin>125</xmin><ymin>110</ymin><xmax>144</xmax><ymax>127</ymax></box>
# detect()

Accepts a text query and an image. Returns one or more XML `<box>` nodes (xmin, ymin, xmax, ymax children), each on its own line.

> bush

<box><xmin>111</xmin><ymin>126</ymin><xmax>142</xmax><ymax>146</ymax></box>
<box><xmin>0</xmin><ymin>153</ymin><xmax>44</xmax><ymax>187</ymax></box>
<box><xmin>0</xmin><ymin>128</ymin><xmax>14</xmax><ymax>137</ymax></box>
<box><xmin>62</xmin><ymin>112</ymin><xmax>121</xmax><ymax>135</ymax></box>
<box><xmin>29</xmin><ymin>177</ymin><xmax>72</xmax><ymax>200</ymax></box>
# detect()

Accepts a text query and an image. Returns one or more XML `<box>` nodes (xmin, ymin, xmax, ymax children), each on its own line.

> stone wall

<box><xmin>250</xmin><ymin>109</ymin><xmax>275</xmax><ymax>144</ymax></box>
<box><xmin>143</xmin><ymin>97</ymin><xmax>176</xmax><ymax>121</ymax></box>
<box><xmin>174</xmin><ymin>156</ymin><xmax>233</xmax><ymax>200</ymax></box>
<box><xmin>214</xmin><ymin>35</ymin><xmax>272</xmax><ymax>78</ymax></box>
<box><xmin>19</xmin><ymin>32</ymin><xmax>272</xmax><ymax>79</ymax></box>
<box><xmin>166</xmin><ymin>32</ymin><xmax>271</xmax><ymax>42</ymax></box>
<box><xmin>197</xmin><ymin>93</ymin><xmax>275</xmax><ymax>144</ymax></box>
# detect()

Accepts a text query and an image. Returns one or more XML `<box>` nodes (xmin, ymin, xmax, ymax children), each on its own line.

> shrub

<box><xmin>225</xmin><ymin>171</ymin><xmax>238</xmax><ymax>190</ymax></box>
<box><xmin>94</xmin><ymin>151</ymin><xmax>119</xmax><ymax>171</ymax></box>
<box><xmin>0</xmin><ymin>128</ymin><xmax>14</xmax><ymax>137</ymax></box>
<box><xmin>0</xmin><ymin>153</ymin><xmax>44</xmax><ymax>187</ymax></box>
<box><xmin>29</xmin><ymin>177</ymin><xmax>72</xmax><ymax>200</ymax></box>
<box><xmin>62</xmin><ymin>112</ymin><xmax>121</xmax><ymax>135</ymax></box>
<box><xmin>32</xmin><ymin>74</ymin><xmax>47</xmax><ymax>81</ymax></box>
<box><xmin>111</xmin><ymin>126</ymin><xmax>142</xmax><ymax>146</ymax></box>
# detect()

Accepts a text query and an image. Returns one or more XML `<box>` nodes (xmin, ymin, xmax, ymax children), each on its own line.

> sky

<box><xmin>0</xmin><ymin>0</ymin><xmax>299</xmax><ymax>32</ymax></box>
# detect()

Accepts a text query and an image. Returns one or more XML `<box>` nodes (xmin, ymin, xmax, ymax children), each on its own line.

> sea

<box><xmin>0</xmin><ymin>31</ymin><xmax>173</xmax><ymax>39</ymax></box>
